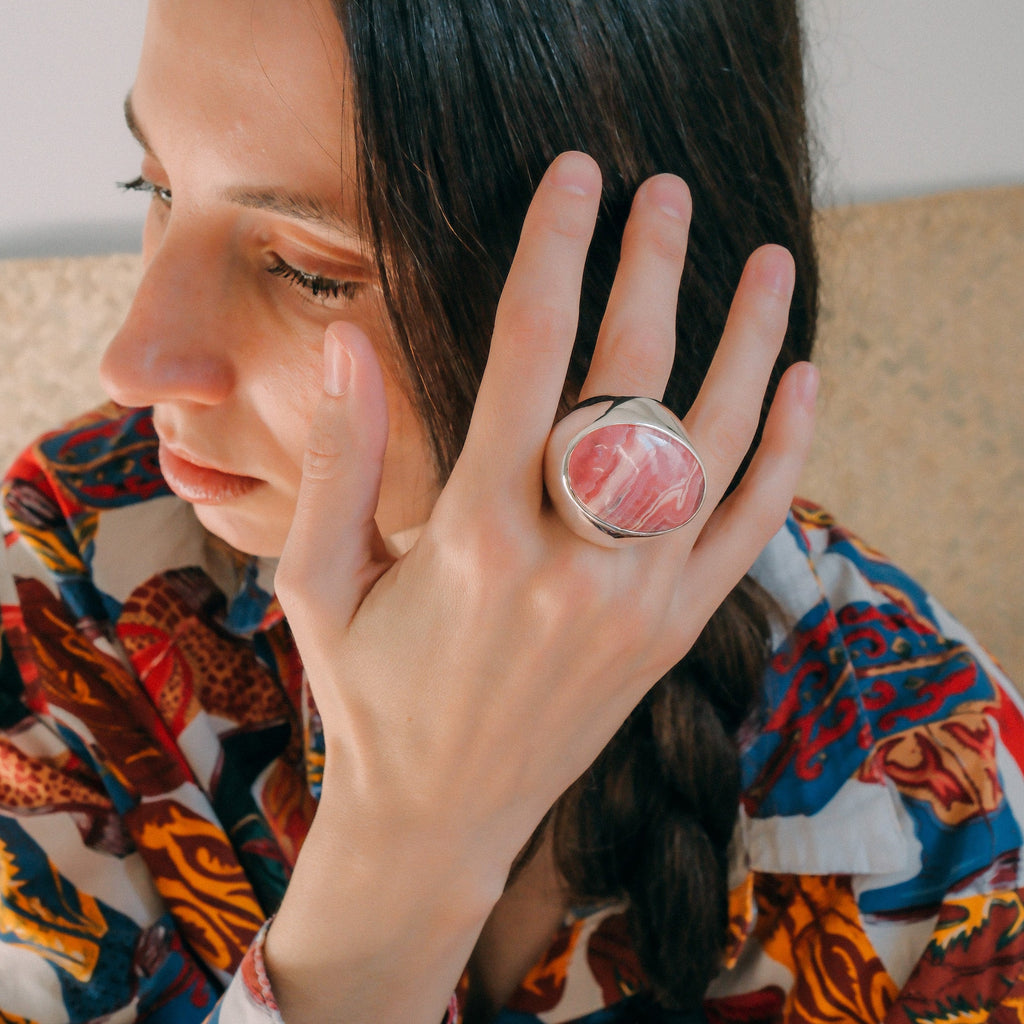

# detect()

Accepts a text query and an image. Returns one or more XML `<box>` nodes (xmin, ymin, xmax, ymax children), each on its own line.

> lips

<box><xmin>157</xmin><ymin>441</ymin><xmax>262</xmax><ymax>505</ymax></box>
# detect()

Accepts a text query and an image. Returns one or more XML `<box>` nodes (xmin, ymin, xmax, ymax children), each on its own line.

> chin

<box><xmin>193</xmin><ymin>503</ymin><xmax>289</xmax><ymax>560</ymax></box>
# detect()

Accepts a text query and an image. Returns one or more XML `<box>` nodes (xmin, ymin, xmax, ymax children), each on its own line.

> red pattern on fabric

<box><xmin>239</xmin><ymin>922</ymin><xmax>280</xmax><ymax>1011</ymax></box>
<box><xmin>505</xmin><ymin>918</ymin><xmax>583</xmax><ymax>1014</ymax></box>
<box><xmin>124</xmin><ymin>797</ymin><xmax>264</xmax><ymax>975</ymax></box>
<box><xmin>13</xmin><ymin>575</ymin><xmax>193</xmax><ymax>795</ymax></box>
<box><xmin>864</xmin><ymin>711</ymin><xmax>1001</xmax><ymax>826</ymax></box>
<box><xmin>118</xmin><ymin>570</ymin><xmax>296</xmax><ymax>742</ymax></box>
<box><xmin>993</xmin><ymin>683</ymin><xmax>1024</xmax><ymax>780</ymax></box>
<box><xmin>755</xmin><ymin>874</ymin><xmax>898</xmax><ymax>1024</ymax></box>
<box><xmin>705</xmin><ymin>986</ymin><xmax>786</xmax><ymax>1024</ymax></box>
<box><xmin>887</xmin><ymin>894</ymin><xmax>1024</xmax><ymax>1023</ymax></box>
<box><xmin>587</xmin><ymin>911</ymin><xmax>646</xmax><ymax>1006</ymax></box>
<box><xmin>744</xmin><ymin>610</ymin><xmax>872</xmax><ymax>813</ymax></box>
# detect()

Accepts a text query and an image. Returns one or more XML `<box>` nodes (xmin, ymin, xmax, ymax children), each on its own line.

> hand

<box><xmin>267</xmin><ymin>152</ymin><xmax>818</xmax><ymax>1023</ymax></box>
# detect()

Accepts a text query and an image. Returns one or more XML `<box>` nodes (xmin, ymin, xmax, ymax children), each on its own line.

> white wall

<box><xmin>2</xmin><ymin>4</ymin><xmax>149</xmax><ymax>258</ymax></box>
<box><xmin>803</xmin><ymin>0</ymin><xmax>1024</xmax><ymax>205</ymax></box>
<box><xmin>2</xmin><ymin>2</ymin><xmax>1023</xmax><ymax>258</ymax></box>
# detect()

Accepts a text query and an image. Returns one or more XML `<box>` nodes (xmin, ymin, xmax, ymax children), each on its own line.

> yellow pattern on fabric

<box><xmin>921</xmin><ymin>1007</ymin><xmax>991</xmax><ymax>1024</ymax></box>
<box><xmin>137</xmin><ymin>805</ymin><xmax>263</xmax><ymax>971</ymax></box>
<box><xmin>758</xmin><ymin>875</ymin><xmax>898</xmax><ymax>1023</ymax></box>
<box><xmin>305</xmin><ymin>747</ymin><xmax>324</xmax><ymax>795</ymax></box>
<box><xmin>0</xmin><ymin>1010</ymin><xmax>40</xmax><ymax>1024</ymax></box>
<box><xmin>517</xmin><ymin>917</ymin><xmax>584</xmax><ymax>999</ymax></box>
<box><xmin>0</xmin><ymin>838</ymin><xmax>107</xmax><ymax>982</ymax></box>
<box><xmin>3</xmin><ymin>522</ymin><xmax>89</xmax><ymax>577</ymax></box>
<box><xmin>930</xmin><ymin>892</ymin><xmax>1024</xmax><ymax>956</ymax></box>
<box><xmin>868</xmin><ymin>709</ymin><xmax>1000</xmax><ymax>828</ymax></box>
<box><xmin>997</xmin><ymin>992</ymin><xmax>1024</xmax><ymax>1022</ymax></box>
<box><xmin>723</xmin><ymin>872</ymin><xmax>755</xmax><ymax>970</ymax></box>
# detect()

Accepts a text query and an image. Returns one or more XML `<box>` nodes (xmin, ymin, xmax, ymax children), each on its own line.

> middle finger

<box><xmin>578</xmin><ymin>174</ymin><xmax>692</xmax><ymax>403</ymax></box>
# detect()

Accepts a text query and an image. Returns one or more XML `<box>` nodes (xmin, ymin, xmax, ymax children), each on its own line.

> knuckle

<box><xmin>744</xmin><ymin>288</ymin><xmax>792</xmax><ymax>340</ymax></box>
<box><xmin>468</xmin><ymin>526</ymin><xmax>524</xmax><ymax>580</ymax></box>
<box><xmin>749</xmin><ymin>490</ymin><xmax>793</xmax><ymax>540</ymax></box>
<box><xmin>620</xmin><ymin>570</ymin><xmax>674</xmax><ymax>642</ymax></box>
<box><xmin>601</xmin><ymin>330</ymin><xmax>673</xmax><ymax>391</ymax></box>
<box><xmin>549</xmin><ymin>552</ymin><xmax>601</xmax><ymax>599</ymax></box>
<box><xmin>301</xmin><ymin>415</ymin><xmax>345</xmax><ymax>482</ymax></box>
<box><xmin>301</xmin><ymin>447</ymin><xmax>340</xmax><ymax>483</ymax></box>
<box><xmin>273</xmin><ymin>553</ymin><xmax>329</xmax><ymax>609</ymax></box>
<box><xmin>271</xmin><ymin>559</ymin><xmax>304</xmax><ymax>609</ymax></box>
<box><xmin>495</xmin><ymin>302</ymin><xmax>577</xmax><ymax>353</ymax></box>
<box><xmin>431</xmin><ymin>511</ymin><xmax>534</xmax><ymax>591</ymax></box>
<box><xmin>538</xmin><ymin>193</ymin><xmax>600</xmax><ymax>243</ymax></box>
<box><xmin>704</xmin><ymin>408</ymin><xmax>757</xmax><ymax>465</ymax></box>
<box><xmin>532</xmin><ymin>550</ymin><xmax>619</xmax><ymax>630</ymax></box>
<box><xmin>645</xmin><ymin>219</ymin><xmax>689</xmax><ymax>265</ymax></box>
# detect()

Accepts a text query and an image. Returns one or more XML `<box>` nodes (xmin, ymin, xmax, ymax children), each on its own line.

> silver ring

<box><xmin>543</xmin><ymin>396</ymin><xmax>706</xmax><ymax>546</ymax></box>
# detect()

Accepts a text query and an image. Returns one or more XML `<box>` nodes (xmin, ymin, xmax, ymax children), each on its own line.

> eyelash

<box><xmin>118</xmin><ymin>174</ymin><xmax>172</xmax><ymax>205</ymax></box>
<box><xmin>118</xmin><ymin>174</ymin><xmax>359</xmax><ymax>303</ymax></box>
<box><xmin>267</xmin><ymin>260</ymin><xmax>361</xmax><ymax>302</ymax></box>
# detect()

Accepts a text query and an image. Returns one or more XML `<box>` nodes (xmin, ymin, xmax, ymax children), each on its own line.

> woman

<box><xmin>1</xmin><ymin>1</ymin><xmax>1021</xmax><ymax>1022</ymax></box>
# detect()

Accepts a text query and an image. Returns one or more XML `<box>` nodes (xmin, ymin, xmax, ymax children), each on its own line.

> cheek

<box><xmin>140</xmin><ymin>202</ymin><xmax>169</xmax><ymax>262</ymax></box>
<box><xmin>250</xmin><ymin>338</ymin><xmax>323</xmax><ymax>478</ymax></box>
<box><xmin>386</xmin><ymin>386</ymin><xmax>430</xmax><ymax>464</ymax></box>
<box><xmin>244</xmin><ymin>301</ymin><xmax>432</xmax><ymax>499</ymax></box>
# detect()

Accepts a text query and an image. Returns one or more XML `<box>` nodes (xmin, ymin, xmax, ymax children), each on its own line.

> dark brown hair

<box><xmin>334</xmin><ymin>0</ymin><xmax>817</xmax><ymax>1009</ymax></box>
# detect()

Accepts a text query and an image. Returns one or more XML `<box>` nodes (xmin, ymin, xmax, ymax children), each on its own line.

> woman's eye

<box><xmin>118</xmin><ymin>175</ymin><xmax>173</xmax><ymax>206</ymax></box>
<box><xmin>267</xmin><ymin>259</ymin><xmax>361</xmax><ymax>303</ymax></box>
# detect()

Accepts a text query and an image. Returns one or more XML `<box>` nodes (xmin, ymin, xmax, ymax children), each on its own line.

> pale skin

<box><xmin>100</xmin><ymin>2</ymin><xmax>819</xmax><ymax>1022</ymax></box>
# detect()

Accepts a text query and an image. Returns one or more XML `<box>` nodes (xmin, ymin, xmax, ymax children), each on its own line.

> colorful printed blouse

<box><xmin>1</xmin><ymin>403</ymin><xmax>1023</xmax><ymax>1023</ymax></box>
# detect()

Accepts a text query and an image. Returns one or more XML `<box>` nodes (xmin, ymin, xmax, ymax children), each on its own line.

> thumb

<box><xmin>276</xmin><ymin>320</ymin><xmax>392</xmax><ymax>625</ymax></box>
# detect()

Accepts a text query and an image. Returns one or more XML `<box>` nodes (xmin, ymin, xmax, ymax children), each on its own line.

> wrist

<box><xmin>263</xmin><ymin>785</ymin><xmax>505</xmax><ymax>1024</ymax></box>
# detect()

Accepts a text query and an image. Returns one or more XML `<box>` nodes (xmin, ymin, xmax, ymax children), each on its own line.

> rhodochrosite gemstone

<box><xmin>567</xmin><ymin>423</ymin><xmax>704</xmax><ymax>533</ymax></box>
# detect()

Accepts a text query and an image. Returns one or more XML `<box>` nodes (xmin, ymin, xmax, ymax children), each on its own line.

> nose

<box><xmin>100</xmin><ymin>226</ymin><xmax>236</xmax><ymax>409</ymax></box>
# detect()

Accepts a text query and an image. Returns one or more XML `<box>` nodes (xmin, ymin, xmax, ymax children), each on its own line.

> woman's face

<box><xmin>101</xmin><ymin>0</ymin><xmax>439</xmax><ymax>557</ymax></box>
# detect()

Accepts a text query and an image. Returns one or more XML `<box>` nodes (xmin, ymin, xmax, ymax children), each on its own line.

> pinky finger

<box><xmin>673</xmin><ymin>360</ymin><xmax>819</xmax><ymax>621</ymax></box>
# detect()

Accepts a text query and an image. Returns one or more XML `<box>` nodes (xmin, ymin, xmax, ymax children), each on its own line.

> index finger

<box><xmin>459</xmin><ymin>152</ymin><xmax>602</xmax><ymax>488</ymax></box>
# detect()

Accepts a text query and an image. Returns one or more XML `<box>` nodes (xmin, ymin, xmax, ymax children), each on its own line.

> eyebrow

<box><xmin>221</xmin><ymin>186</ymin><xmax>359</xmax><ymax>239</ymax></box>
<box><xmin>123</xmin><ymin>92</ymin><xmax>362</xmax><ymax>241</ymax></box>
<box><xmin>123</xmin><ymin>93</ymin><xmax>150</xmax><ymax>152</ymax></box>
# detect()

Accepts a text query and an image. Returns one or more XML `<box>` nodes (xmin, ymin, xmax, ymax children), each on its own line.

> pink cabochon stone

<box><xmin>567</xmin><ymin>423</ymin><xmax>704</xmax><ymax>533</ymax></box>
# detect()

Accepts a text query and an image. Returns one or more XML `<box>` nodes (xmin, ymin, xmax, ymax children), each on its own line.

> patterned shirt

<box><xmin>1</xmin><ymin>403</ymin><xmax>1022</xmax><ymax>1023</ymax></box>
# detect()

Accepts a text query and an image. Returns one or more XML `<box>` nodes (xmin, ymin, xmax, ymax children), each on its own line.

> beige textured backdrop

<box><xmin>803</xmin><ymin>187</ymin><xmax>1023</xmax><ymax>682</ymax></box>
<box><xmin>1</xmin><ymin>186</ymin><xmax>1021</xmax><ymax>679</ymax></box>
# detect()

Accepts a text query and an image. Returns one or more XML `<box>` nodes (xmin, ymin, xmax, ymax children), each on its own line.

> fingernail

<box><xmin>644</xmin><ymin>176</ymin><xmax>689</xmax><ymax>220</ymax></box>
<box><xmin>549</xmin><ymin>152</ymin><xmax>600</xmax><ymax>196</ymax></box>
<box><xmin>796</xmin><ymin>362</ymin><xmax>820</xmax><ymax>410</ymax></box>
<box><xmin>756</xmin><ymin>245</ymin><xmax>795</xmax><ymax>298</ymax></box>
<box><xmin>324</xmin><ymin>328</ymin><xmax>352</xmax><ymax>396</ymax></box>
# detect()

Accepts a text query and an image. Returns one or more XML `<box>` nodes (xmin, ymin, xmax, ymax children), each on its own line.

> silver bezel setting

<box><xmin>543</xmin><ymin>396</ymin><xmax>706</xmax><ymax>546</ymax></box>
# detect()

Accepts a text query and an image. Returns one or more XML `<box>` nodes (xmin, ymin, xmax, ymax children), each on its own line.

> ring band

<box><xmin>543</xmin><ymin>396</ymin><xmax>706</xmax><ymax>546</ymax></box>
